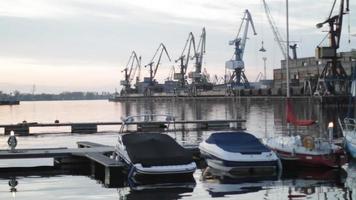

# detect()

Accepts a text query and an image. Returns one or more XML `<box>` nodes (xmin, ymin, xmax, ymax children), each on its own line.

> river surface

<box><xmin>0</xmin><ymin>99</ymin><xmax>355</xmax><ymax>200</ymax></box>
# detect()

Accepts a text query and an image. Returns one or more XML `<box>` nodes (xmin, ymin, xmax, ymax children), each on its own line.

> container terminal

<box><xmin>110</xmin><ymin>0</ymin><xmax>356</xmax><ymax>102</ymax></box>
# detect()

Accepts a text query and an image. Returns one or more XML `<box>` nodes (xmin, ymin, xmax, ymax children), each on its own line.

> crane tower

<box><xmin>226</xmin><ymin>9</ymin><xmax>257</xmax><ymax>89</ymax></box>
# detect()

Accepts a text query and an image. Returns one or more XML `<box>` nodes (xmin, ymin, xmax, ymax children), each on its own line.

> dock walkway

<box><xmin>0</xmin><ymin>141</ymin><xmax>200</xmax><ymax>187</ymax></box>
<box><xmin>0</xmin><ymin>119</ymin><xmax>245</xmax><ymax>135</ymax></box>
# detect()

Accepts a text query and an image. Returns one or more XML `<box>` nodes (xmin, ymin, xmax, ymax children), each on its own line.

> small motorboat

<box><xmin>199</xmin><ymin>131</ymin><xmax>281</xmax><ymax>174</ymax></box>
<box><xmin>115</xmin><ymin>132</ymin><xmax>196</xmax><ymax>184</ymax></box>
<box><xmin>339</xmin><ymin>118</ymin><xmax>356</xmax><ymax>158</ymax></box>
<box><xmin>264</xmin><ymin>135</ymin><xmax>347</xmax><ymax>168</ymax></box>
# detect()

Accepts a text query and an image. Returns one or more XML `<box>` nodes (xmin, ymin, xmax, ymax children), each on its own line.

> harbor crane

<box><xmin>190</xmin><ymin>28</ymin><xmax>206</xmax><ymax>84</ymax></box>
<box><xmin>226</xmin><ymin>9</ymin><xmax>257</xmax><ymax>88</ymax></box>
<box><xmin>145</xmin><ymin>43</ymin><xmax>171</xmax><ymax>87</ymax></box>
<box><xmin>261</xmin><ymin>0</ymin><xmax>297</xmax><ymax>59</ymax></box>
<box><xmin>314</xmin><ymin>0</ymin><xmax>349</xmax><ymax>95</ymax></box>
<box><xmin>175</xmin><ymin>32</ymin><xmax>196</xmax><ymax>88</ymax></box>
<box><xmin>121</xmin><ymin>51</ymin><xmax>141</xmax><ymax>93</ymax></box>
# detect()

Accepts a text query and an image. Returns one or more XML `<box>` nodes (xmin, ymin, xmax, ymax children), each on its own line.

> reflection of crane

<box><xmin>315</xmin><ymin>0</ymin><xmax>349</xmax><ymax>95</ymax></box>
<box><xmin>145</xmin><ymin>43</ymin><xmax>171</xmax><ymax>86</ymax></box>
<box><xmin>262</xmin><ymin>0</ymin><xmax>297</xmax><ymax>60</ymax></box>
<box><xmin>175</xmin><ymin>33</ymin><xmax>196</xmax><ymax>88</ymax></box>
<box><xmin>121</xmin><ymin>51</ymin><xmax>141</xmax><ymax>92</ymax></box>
<box><xmin>191</xmin><ymin>28</ymin><xmax>206</xmax><ymax>83</ymax></box>
<box><xmin>225</xmin><ymin>9</ymin><xmax>256</xmax><ymax>88</ymax></box>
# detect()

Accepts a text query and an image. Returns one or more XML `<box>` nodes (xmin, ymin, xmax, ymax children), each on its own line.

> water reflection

<box><xmin>201</xmin><ymin>166</ymin><xmax>279</xmax><ymax>197</ymax></box>
<box><xmin>346</xmin><ymin>160</ymin><xmax>356</xmax><ymax>199</ymax></box>
<box><xmin>118</xmin><ymin>182</ymin><xmax>195</xmax><ymax>200</ymax></box>
<box><xmin>8</xmin><ymin>177</ymin><xmax>18</xmax><ymax>199</ymax></box>
<box><xmin>200</xmin><ymin>166</ymin><xmax>347</xmax><ymax>199</ymax></box>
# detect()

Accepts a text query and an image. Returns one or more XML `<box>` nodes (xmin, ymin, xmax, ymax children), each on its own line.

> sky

<box><xmin>0</xmin><ymin>0</ymin><xmax>355</xmax><ymax>93</ymax></box>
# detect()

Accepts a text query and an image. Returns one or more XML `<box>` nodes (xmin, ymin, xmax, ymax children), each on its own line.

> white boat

<box><xmin>199</xmin><ymin>131</ymin><xmax>281</xmax><ymax>174</ymax></box>
<box><xmin>339</xmin><ymin>118</ymin><xmax>356</xmax><ymax>158</ymax></box>
<box><xmin>264</xmin><ymin>135</ymin><xmax>347</xmax><ymax>168</ymax></box>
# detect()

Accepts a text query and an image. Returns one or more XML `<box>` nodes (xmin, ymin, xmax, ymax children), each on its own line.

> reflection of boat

<box><xmin>120</xmin><ymin>114</ymin><xmax>176</xmax><ymax>132</ymax></box>
<box><xmin>346</xmin><ymin>160</ymin><xmax>356</xmax><ymax>199</ymax></box>
<box><xmin>339</xmin><ymin>118</ymin><xmax>356</xmax><ymax>158</ymax></box>
<box><xmin>202</xmin><ymin>165</ymin><xmax>346</xmax><ymax>198</ymax></box>
<box><xmin>199</xmin><ymin>132</ymin><xmax>280</xmax><ymax>174</ymax></box>
<box><xmin>118</xmin><ymin>182</ymin><xmax>195</xmax><ymax>200</ymax></box>
<box><xmin>115</xmin><ymin>132</ymin><xmax>196</xmax><ymax>184</ymax></box>
<box><xmin>264</xmin><ymin>135</ymin><xmax>347</xmax><ymax>168</ymax></box>
<box><xmin>201</xmin><ymin>166</ymin><xmax>278</xmax><ymax>197</ymax></box>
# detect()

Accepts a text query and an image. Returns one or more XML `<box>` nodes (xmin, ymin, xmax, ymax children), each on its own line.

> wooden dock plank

<box><xmin>0</xmin><ymin>119</ymin><xmax>245</xmax><ymax>128</ymax></box>
<box><xmin>77</xmin><ymin>141</ymin><xmax>110</xmax><ymax>148</ymax></box>
<box><xmin>85</xmin><ymin>152</ymin><xmax>124</xmax><ymax>167</ymax></box>
<box><xmin>0</xmin><ymin>146</ymin><xmax>114</xmax><ymax>159</ymax></box>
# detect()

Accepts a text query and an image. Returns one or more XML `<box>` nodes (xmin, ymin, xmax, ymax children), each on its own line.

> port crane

<box><xmin>226</xmin><ymin>9</ymin><xmax>257</xmax><ymax>88</ymax></box>
<box><xmin>261</xmin><ymin>0</ymin><xmax>297</xmax><ymax>59</ymax></box>
<box><xmin>120</xmin><ymin>51</ymin><xmax>141</xmax><ymax>93</ymax></box>
<box><xmin>190</xmin><ymin>28</ymin><xmax>206</xmax><ymax>84</ymax></box>
<box><xmin>175</xmin><ymin>33</ymin><xmax>196</xmax><ymax>88</ymax></box>
<box><xmin>314</xmin><ymin>0</ymin><xmax>349</xmax><ymax>95</ymax></box>
<box><xmin>145</xmin><ymin>43</ymin><xmax>171</xmax><ymax>87</ymax></box>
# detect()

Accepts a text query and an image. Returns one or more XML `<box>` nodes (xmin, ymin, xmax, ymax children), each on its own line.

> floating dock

<box><xmin>0</xmin><ymin>141</ymin><xmax>201</xmax><ymax>187</ymax></box>
<box><xmin>0</xmin><ymin>119</ymin><xmax>245</xmax><ymax>135</ymax></box>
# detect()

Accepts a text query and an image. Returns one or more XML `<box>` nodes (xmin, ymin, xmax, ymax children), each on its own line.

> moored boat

<box><xmin>199</xmin><ymin>131</ymin><xmax>281</xmax><ymax>175</ymax></box>
<box><xmin>264</xmin><ymin>135</ymin><xmax>347</xmax><ymax>168</ymax></box>
<box><xmin>115</xmin><ymin>132</ymin><xmax>196</xmax><ymax>184</ymax></box>
<box><xmin>339</xmin><ymin>118</ymin><xmax>356</xmax><ymax>158</ymax></box>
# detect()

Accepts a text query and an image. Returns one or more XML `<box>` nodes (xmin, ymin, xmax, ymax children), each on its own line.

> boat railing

<box><xmin>343</xmin><ymin>118</ymin><xmax>356</xmax><ymax>133</ymax></box>
<box><xmin>120</xmin><ymin>114</ymin><xmax>176</xmax><ymax>132</ymax></box>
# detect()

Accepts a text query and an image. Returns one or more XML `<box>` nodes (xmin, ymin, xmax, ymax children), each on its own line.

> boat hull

<box><xmin>345</xmin><ymin>139</ymin><xmax>356</xmax><ymax>159</ymax></box>
<box><xmin>271</xmin><ymin>148</ymin><xmax>347</xmax><ymax>168</ymax></box>
<box><xmin>200</xmin><ymin>149</ymin><xmax>280</xmax><ymax>175</ymax></box>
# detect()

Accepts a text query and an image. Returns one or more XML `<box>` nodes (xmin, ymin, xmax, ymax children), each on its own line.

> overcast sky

<box><xmin>0</xmin><ymin>0</ymin><xmax>355</xmax><ymax>93</ymax></box>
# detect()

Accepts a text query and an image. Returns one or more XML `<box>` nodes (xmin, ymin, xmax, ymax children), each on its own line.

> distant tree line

<box><xmin>0</xmin><ymin>91</ymin><xmax>112</xmax><ymax>101</ymax></box>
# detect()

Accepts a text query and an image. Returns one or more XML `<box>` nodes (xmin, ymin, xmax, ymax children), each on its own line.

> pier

<box><xmin>109</xmin><ymin>94</ymin><xmax>355</xmax><ymax>105</ymax></box>
<box><xmin>0</xmin><ymin>119</ymin><xmax>246</xmax><ymax>135</ymax></box>
<box><xmin>0</xmin><ymin>141</ymin><xmax>200</xmax><ymax>187</ymax></box>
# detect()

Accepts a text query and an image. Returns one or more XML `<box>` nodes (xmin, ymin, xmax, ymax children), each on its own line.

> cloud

<box><xmin>0</xmin><ymin>0</ymin><xmax>355</xmax><ymax>92</ymax></box>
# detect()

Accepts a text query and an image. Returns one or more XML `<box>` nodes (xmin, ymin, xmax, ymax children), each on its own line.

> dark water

<box><xmin>0</xmin><ymin>99</ymin><xmax>355</xmax><ymax>199</ymax></box>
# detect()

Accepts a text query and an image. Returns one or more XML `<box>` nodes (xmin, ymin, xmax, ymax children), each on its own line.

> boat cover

<box><xmin>205</xmin><ymin>132</ymin><xmax>270</xmax><ymax>154</ymax></box>
<box><xmin>122</xmin><ymin>133</ymin><xmax>193</xmax><ymax>167</ymax></box>
<box><xmin>286</xmin><ymin>99</ymin><xmax>316</xmax><ymax>126</ymax></box>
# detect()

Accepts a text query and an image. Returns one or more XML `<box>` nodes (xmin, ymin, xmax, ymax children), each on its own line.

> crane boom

<box><xmin>145</xmin><ymin>43</ymin><xmax>171</xmax><ymax>86</ymax></box>
<box><xmin>261</xmin><ymin>0</ymin><xmax>289</xmax><ymax>60</ymax></box>
<box><xmin>121</xmin><ymin>51</ymin><xmax>141</xmax><ymax>91</ymax></box>
<box><xmin>314</xmin><ymin>0</ymin><xmax>350</xmax><ymax>95</ymax></box>
<box><xmin>238</xmin><ymin>10</ymin><xmax>257</xmax><ymax>59</ymax></box>
<box><xmin>195</xmin><ymin>28</ymin><xmax>206</xmax><ymax>74</ymax></box>
<box><xmin>175</xmin><ymin>32</ymin><xmax>196</xmax><ymax>87</ymax></box>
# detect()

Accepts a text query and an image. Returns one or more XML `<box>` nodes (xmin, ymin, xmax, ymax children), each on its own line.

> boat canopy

<box><xmin>122</xmin><ymin>133</ymin><xmax>193</xmax><ymax>167</ymax></box>
<box><xmin>206</xmin><ymin>132</ymin><xmax>270</xmax><ymax>154</ymax></box>
<box><xmin>286</xmin><ymin>99</ymin><xmax>316</xmax><ymax>126</ymax></box>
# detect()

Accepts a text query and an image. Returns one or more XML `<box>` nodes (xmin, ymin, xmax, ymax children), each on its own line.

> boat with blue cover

<box><xmin>199</xmin><ymin>131</ymin><xmax>281</xmax><ymax>174</ymax></box>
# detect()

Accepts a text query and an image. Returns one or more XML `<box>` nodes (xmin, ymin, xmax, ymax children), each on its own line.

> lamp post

<box><xmin>263</xmin><ymin>57</ymin><xmax>267</xmax><ymax>80</ymax></box>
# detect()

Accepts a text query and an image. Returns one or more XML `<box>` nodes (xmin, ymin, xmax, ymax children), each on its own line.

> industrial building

<box><xmin>273</xmin><ymin>50</ymin><xmax>356</xmax><ymax>95</ymax></box>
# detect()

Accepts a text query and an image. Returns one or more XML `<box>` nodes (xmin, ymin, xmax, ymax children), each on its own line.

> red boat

<box><xmin>264</xmin><ymin>135</ymin><xmax>347</xmax><ymax>168</ymax></box>
<box><xmin>264</xmin><ymin>99</ymin><xmax>347</xmax><ymax>168</ymax></box>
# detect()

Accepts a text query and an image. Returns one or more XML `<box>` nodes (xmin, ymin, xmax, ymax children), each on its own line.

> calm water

<box><xmin>0</xmin><ymin>99</ymin><xmax>354</xmax><ymax>200</ymax></box>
